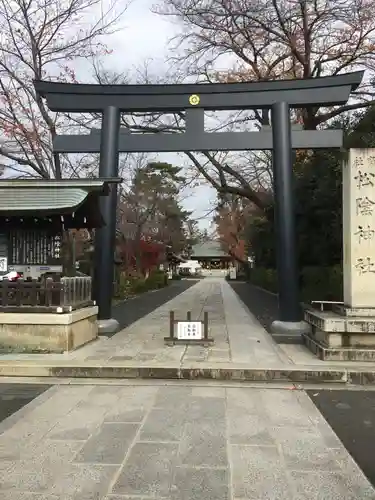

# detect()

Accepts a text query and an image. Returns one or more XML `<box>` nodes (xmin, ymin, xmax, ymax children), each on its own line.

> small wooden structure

<box><xmin>0</xmin><ymin>178</ymin><xmax>120</xmax><ymax>353</ymax></box>
<box><xmin>164</xmin><ymin>311</ymin><xmax>214</xmax><ymax>346</ymax></box>
<box><xmin>0</xmin><ymin>178</ymin><xmax>118</xmax><ymax>281</ymax></box>
<box><xmin>0</xmin><ymin>276</ymin><xmax>92</xmax><ymax>313</ymax></box>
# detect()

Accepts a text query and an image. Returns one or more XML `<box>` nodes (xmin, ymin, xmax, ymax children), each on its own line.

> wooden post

<box><xmin>169</xmin><ymin>311</ymin><xmax>175</xmax><ymax>340</ymax></box>
<box><xmin>30</xmin><ymin>280</ymin><xmax>37</xmax><ymax>307</ymax></box>
<box><xmin>59</xmin><ymin>277</ymin><xmax>65</xmax><ymax>308</ymax></box>
<box><xmin>24</xmin><ymin>280</ymin><xmax>31</xmax><ymax>306</ymax></box>
<box><xmin>15</xmin><ymin>279</ymin><xmax>22</xmax><ymax>307</ymax></box>
<box><xmin>46</xmin><ymin>277</ymin><xmax>53</xmax><ymax>307</ymax></box>
<box><xmin>203</xmin><ymin>312</ymin><xmax>209</xmax><ymax>340</ymax></box>
<box><xmin>1</xmin><ymin>279</ymin><xmax>8</xmax><ymax>306</ymax></box>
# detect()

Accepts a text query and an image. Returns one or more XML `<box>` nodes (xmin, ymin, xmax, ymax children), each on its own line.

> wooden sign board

<box><xmin>165</xmin><ymin>311</ymin><xmax>213</xmax><ymax>346</ymax></box>
<box><xmin>177</xmin><ymin>321</ymin><xmax>203</xmax><ymax>340</ymax></box>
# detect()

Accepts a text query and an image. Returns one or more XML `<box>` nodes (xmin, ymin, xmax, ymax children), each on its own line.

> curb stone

<box><xmin>1</xmin><ymin>361</ymin><xmax>375</xmax><ymax>384</ymax></box>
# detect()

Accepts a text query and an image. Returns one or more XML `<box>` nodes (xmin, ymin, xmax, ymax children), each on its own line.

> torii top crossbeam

<box><xmin>34</xmin><ymin>71</ymin><xmax>364</xmax><ymax>113</ymax></box>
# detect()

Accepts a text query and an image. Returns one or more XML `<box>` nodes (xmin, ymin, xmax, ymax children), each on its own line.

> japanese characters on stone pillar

<box><xmin>343</xmin><ymin>149</ymin><xmax>375</xmax><ymax>308</ymax></box>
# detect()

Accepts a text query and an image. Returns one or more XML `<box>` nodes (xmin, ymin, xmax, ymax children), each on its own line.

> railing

<box><xmin>0</xmin><ymin>276</ymin><xmax>94</xmax><ymax>313</ymax></box>
<box><xmin>310</xmin><ymin>300</ymin><xmax>344</xmax><ymax>312</ymax></box>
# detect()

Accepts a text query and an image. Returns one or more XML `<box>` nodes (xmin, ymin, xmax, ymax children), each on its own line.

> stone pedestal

<box><xmin>98</xmin><ymin>317</ymin><xmax>120</xmax><ymax>335</ymax></box>
<box><xmin>271</xmin><ymin>320</ymin><xmax>309</xmax><ymax>344</ymax></box>
<box><xmin>0</xmin><ymin>306</ymin><xmax>98</xmax><ymax>353</ymax></box>
<box><xmin>304</xmin><ymin>149</ymin><xmax>375</xmax><ymax>361</ymax></box>
<box><xmin>303</xmin><ymin>308</ymin><xmax>375</xmax><ymax>361</ymax></box>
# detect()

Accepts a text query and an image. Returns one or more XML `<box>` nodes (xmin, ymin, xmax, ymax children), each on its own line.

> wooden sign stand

<box><xmin>164</xmin><ymin>310</ymin><xmax>214</xmax><ymax>346</ymax></box>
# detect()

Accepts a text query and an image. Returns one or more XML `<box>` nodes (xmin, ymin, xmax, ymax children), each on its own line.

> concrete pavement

<box><xmin>0</xmin><ymin>278</ymin><xmax>288</xmax><ymax>366</ymax></box>
<box><xmin>2</xmin><ymin>278</ymin><xmax>375</xmax><ymax>383</ymax></box>
<box><xmin>1</xmin><ymin>278</ymin><xmax>374</xmax><ymax>498</ymax></box>
<box><xmin>80</xmin><ymin>277</ymin><xmax>289</xmax><ymax>366</ymax></box>
<box><xmin>308</xmin><ymin>389</ymin><xmax>375</xmax><ymax>490</ymax></box>
<box><xmin>1</xmin><ymin>381</ymin><xmax>374</xmax><ymax>499</ymax></box>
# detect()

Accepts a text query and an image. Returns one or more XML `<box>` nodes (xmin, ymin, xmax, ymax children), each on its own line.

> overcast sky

<box><xmin>1</xmin><ymin>0</ymin><xmax>217</xmax><ymax>230</ymax></box>
<box><xmin>101</xmin><ymin>0</ymin><xmax>218</xmax><ymax>230</ymax></box>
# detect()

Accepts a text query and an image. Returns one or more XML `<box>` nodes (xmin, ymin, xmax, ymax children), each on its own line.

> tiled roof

<box><xmin>191</xmin><ymin>241</ymin><xmax>229</xmax><ymax>258</ymax></box>
<box><xmin>0</xmin><ymin>179</ymin><xmax>119</xmax><ymax>215</ymax></box>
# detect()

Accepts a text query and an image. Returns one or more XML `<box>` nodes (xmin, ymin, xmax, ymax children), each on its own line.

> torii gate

<box><xmin>34</xmin><ymin>71</ymin><xmax>363</xmax><ymax>335</ymax></box>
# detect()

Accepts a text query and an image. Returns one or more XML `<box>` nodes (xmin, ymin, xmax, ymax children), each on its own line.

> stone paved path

<box><xmin>0</xmin><ymin>381</ymin><xmax>374</xmax><ymax>499</ymax></box>
<box><xmin>80</xmin><ymin>277</ymin><xmax>289</xmax><ymax>366</ymax></box>
<box><xmin>0</xmin><ymin>278</ymin><xmax>289</xmax><ymax>367</ymax></box>
<box><xmin>112</xmin><ymin>280</ymin><xmax>198</xmax><ymax>332</ymax></box>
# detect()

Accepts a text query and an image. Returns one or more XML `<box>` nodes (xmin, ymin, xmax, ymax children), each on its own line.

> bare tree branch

<box><xmin>0</xmin><ymin>0</ymin><xmax>128</xmax><ymax>178</ymax></box>
<box><xmin>155</xmin><ymin>0</ymin><xmax>375</xmax><ymax>128</ymax></box>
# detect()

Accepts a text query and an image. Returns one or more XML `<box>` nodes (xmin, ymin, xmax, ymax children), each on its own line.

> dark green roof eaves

<box><xmin>0</xmin><ymin>178</ymin><xmax>122</xmax><ymax>215</ymax></box>
<box><xmin>0</xmin><ymin>178</ymin><xmax>122</xmax><ymax>189</ymax></box>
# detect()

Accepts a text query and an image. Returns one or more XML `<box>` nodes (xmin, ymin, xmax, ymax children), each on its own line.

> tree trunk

<box><xmin>135</xmin><ymin>229</ymin><xmax>143</xmax><ymax>275</ymax></box>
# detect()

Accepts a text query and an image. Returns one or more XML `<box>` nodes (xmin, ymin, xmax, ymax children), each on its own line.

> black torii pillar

<box><xmin>272</xmin><ymin>102</ymin><xmax>300</xmax><ymax>321</ymax></box>
<box><xmin>93</xmin><ymin>106</ymin><xmax>121</xmax><ymax>333</ymax></box>
<box><xmin>271</xmin><ymin>102</ymin><xmax>305</xmax><ymax>338</ymax></box>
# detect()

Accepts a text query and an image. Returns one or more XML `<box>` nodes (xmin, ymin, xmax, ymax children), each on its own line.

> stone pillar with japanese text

<box><xmin>303</xmin><ymin>148</ymin><xmax>375</xmax><ymax>361</ymax></box>
<box><xmin>343</xmin><ymin>149</ymin><xmax>375</xmax><ymax>310</ymax></box>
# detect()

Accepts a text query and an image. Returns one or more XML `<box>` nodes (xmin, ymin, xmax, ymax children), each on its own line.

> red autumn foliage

<box><xmin>117</xmin><ymin>238</ymin><xmax>165</xmax><ymax>274</ymax></box>
<box><xmin>215</xmin><ymin>196</ymin><xmax>265</xmax><ymax>264</ymax></box>
<box><xmin>215</xmin><ymin>207</ymin><xmax>247</xmax><ymax>263</ymax></box>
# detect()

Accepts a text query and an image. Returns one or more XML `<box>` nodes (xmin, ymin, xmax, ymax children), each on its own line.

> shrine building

<box><xmin>190</xmin><ymin>241</ymin><xmax>233</xmax><ymax>270</ymax></box>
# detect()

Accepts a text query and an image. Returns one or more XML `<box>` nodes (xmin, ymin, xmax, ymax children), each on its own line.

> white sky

<box><xmin>1</xmin><ymin>0</ymin><xmax>370</xmax><ymax>230</ymax></box>
<box><xmin>99</xmin><ymin>0</ymin><xmax>218</xmax><ymax>229</ymax></box>
<box><xmin>0</xmin><ymin>0</ymin><xmax>218</xmax><ymax>229</ymax></box>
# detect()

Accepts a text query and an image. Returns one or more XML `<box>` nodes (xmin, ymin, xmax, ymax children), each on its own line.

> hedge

<box><xmin>300</xmin><ymin>265</ymin><xmax>342</xmax><ymax>302</ymax></box>
<box><xmin>114</xmin><ymin>269</ymin><xmax>168</xmax><ymax>300</ymax></box>
<box><xmin>249</xmin><ymin>268</ymin><xmax>278</xmax><ymax>294</ymax></box>
<box><xmin>249</xmin><ymin>265</ymin><xmax>343</xmax><ymax>303</ymax></box>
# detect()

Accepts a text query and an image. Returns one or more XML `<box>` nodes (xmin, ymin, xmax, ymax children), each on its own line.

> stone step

<box><xmin>272</xmin><ymin>333</ymin><xmax>304</xmax><ymax>345</ymax></box>
<box><xmin>0</xmin><ymin>360</ymin><xmax>375</xmax><ymax>385</ymax></box>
